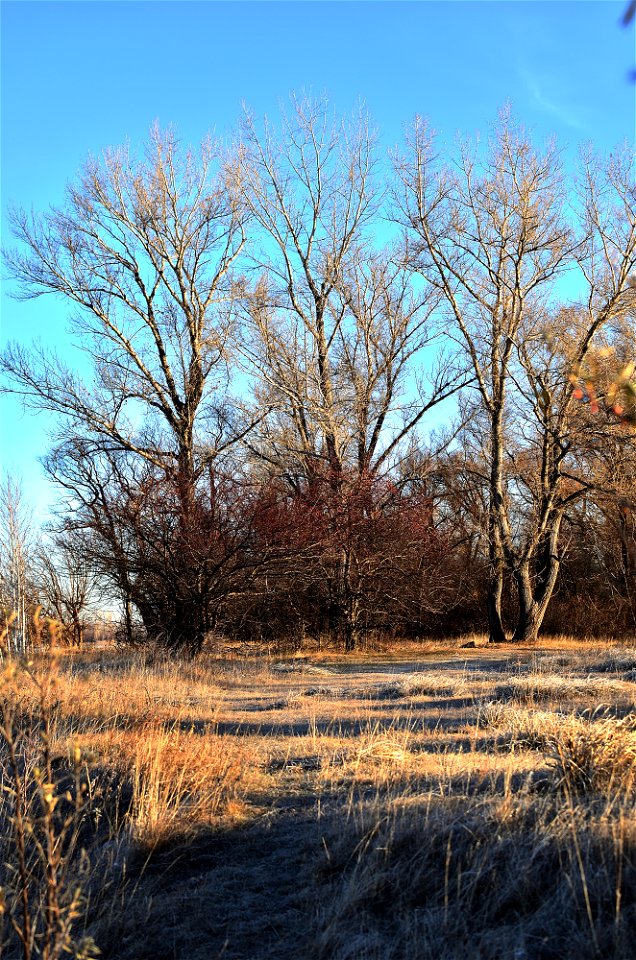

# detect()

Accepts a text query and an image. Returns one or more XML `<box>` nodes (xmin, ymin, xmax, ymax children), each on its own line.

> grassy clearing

<box><xmin>2</xmin><ymin>636</ymin><xmax>636</xmax><ymax>958</ymax></box>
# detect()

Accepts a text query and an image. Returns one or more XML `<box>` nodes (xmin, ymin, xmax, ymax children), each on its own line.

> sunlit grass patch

<box><xmin>127</xmin><ymin>728</ymin><xmax>249</xmax><ymax>850</ymax></box>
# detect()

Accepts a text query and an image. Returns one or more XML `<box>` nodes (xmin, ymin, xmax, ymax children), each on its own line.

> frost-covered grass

<box><xmin>4</xmin><ymin>636</ymin><xmax>636</xmax><ymax>959</ymax></box>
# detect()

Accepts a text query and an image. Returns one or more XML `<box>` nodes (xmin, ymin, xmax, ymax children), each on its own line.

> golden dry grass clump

<box><xmin>544</xmin><ymin>711</ymin><xmax>636</xmax><ymax>797</ymax></box>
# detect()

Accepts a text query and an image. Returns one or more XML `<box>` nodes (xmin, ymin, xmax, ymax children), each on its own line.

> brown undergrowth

<box><xmin>2</xmin><ymin>636</ymin><xmax>636</xmax><ymax>958</ymax></box>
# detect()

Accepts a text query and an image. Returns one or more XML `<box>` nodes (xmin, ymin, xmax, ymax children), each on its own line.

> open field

<box><xmin>4</xmin><ymin>637</ymin><xmax>636</xmax><ymax>959</ymax></box>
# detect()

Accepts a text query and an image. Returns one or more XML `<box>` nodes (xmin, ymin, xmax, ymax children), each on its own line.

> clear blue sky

<box><xmin>1</xmin><ymin>0</ymin><xmax>634</xmax><ymax>518</ymax></box>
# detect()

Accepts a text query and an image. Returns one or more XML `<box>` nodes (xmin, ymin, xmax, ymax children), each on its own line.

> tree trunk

<box><xmin>487</xmin><ymin>445</ymin><xmax>506</xmax><ymax>643</ymax></box>
<box><xmin>343</xmin><ymin>620</ymin><xmax>357</xmax><ymax>652</ymax></box>
<box><xmin>486</xmin><ymin>570</ymin><xmax>506</xmax><ymax>643</ymax></box>
<box><xmin>512</xmin><ymin>530</ymin><xmax>561</xmax><ymax>643</ymax></box>
<box><xmin>71</xmin><ymin>612</ymin><xmax>83</xmax><ymax>648</ymax></box>
<box><xmin>343</xmin><ymin>595</ymin><xmax>360</xmax><ymax>652</ymax></box>
<box><xmin>124</xmin><ymin>594</ymin><xmax>134</xmax><ymax>646</ymax></box>
<box><xmin>511</xmin><ymin>594</ymin><xmax>545</xmax><ymax>644</ymax></box>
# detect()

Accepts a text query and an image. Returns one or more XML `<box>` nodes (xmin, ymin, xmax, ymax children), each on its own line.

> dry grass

<box><xmin>127</xmin><ymin>727</ymin><xmax>248</xmax><ymax>849</ymax></box>
<box><xmin>3</xmin><ymin>635</ymin><xmax>636</xmax><ymax>958</ymax></box>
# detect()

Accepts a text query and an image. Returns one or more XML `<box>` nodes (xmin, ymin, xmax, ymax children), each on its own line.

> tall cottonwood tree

<box><xmin>395</xmin><ymin>116</ymin><xmax>636</xmax><ymax>642</ymax></box>
<box><xmin>498</xmin><ymin>147</ymin><xmax>636</xmax><ymax>642</ymax></box>
<box><xmin>2</xmin><ymin>127</ymin><xmax>247</xmax><ymax>653</ymax></box>
<box><xmin>237</xmin><ymin>97</ymin><xmax>464</xmax><ymax>647</ymax></box>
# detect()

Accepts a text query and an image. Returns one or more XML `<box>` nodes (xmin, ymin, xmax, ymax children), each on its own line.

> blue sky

<box><xmin>1</xmin><ymin>0</ymin><xmax>634</xmax><ymax>517</ymax></box>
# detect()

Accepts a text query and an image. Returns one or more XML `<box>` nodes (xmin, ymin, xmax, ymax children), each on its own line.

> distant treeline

<box><xmin>1</xmin><ymin>100</ymin><xmax>635</xmax><ymax>654</ymax></box>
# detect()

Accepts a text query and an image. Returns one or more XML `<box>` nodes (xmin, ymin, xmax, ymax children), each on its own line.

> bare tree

<box><xmin>36</xmin><ymin>539</ymin><xmax>97</xmax><ymax>646</ymax></box>
<box><xmin>503</xmin><ymin>146</ymin><xmax>636</xmax><ymax>641</ymax></box>
<box><xmin>2</xmin><ymin>127</ymin><xmax>248</xmax><ymax>654</ymax></box>
<box><xmin>0</xmin><ymin>474</ymin><xmax>37</xmax><ymax>654</ymax></box>
<box><xmin>237</xmin><ymin>97</ymin><xmax>465</xmax><ymax>647</ymax></box>
<box><xmin>395</xmin><ymin>114</ymin><xmax>636</xmax><ymax>641</ymax></box>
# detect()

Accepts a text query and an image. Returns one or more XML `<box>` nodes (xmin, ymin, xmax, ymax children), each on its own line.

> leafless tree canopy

<box><xmin>4</xmin><ymin>126</ymin><xmax>246</xmax><ymax>473</ymax></box>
